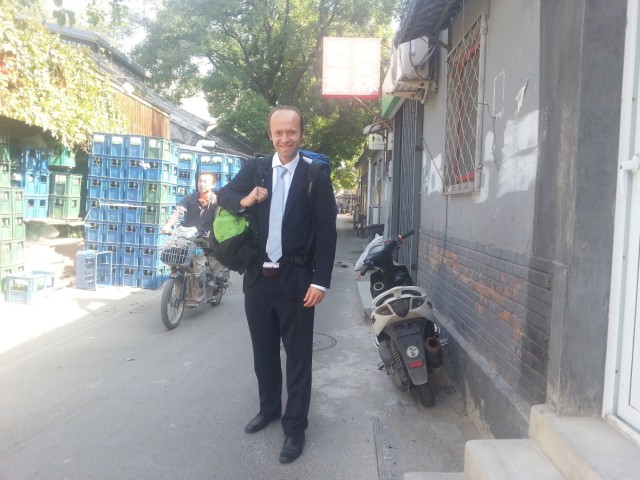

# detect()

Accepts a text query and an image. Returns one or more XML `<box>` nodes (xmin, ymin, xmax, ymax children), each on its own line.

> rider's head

<box><xmin>197</xmin><ymin>172</ymin><xmax>216</xmax><ymax>193</ymax></box>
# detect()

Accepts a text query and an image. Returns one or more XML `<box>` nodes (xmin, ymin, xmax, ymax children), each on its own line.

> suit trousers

<box><xmin>244</xmin><ymin>273</ymin><xmax>315</xmax><ymax>436</ymax></box>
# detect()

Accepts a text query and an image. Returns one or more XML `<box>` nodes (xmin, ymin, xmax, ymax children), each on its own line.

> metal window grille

<box><xmin>444</xmin><ymin>16</ymin><xmax>483</xmax><ymax>193</ymax></box>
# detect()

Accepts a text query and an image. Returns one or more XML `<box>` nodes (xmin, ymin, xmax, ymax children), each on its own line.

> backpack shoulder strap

<box><xmin>306</xmin><ymin>159</ymin><xmax>322</xmax><ymax>200</ymax></box>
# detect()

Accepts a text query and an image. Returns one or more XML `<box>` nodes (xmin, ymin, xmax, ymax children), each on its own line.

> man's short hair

<box><xmin>198</xmin><ymin>171</ymin><xmax>216</xmax><ymax>182</ymax></box>
<box><xmin>267</xmin><ymin>105</ymin><xmax>305</xmax><ymax>136</ymax></box>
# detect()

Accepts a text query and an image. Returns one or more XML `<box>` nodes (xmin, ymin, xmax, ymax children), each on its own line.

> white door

<box><xmin>606</xmin><ymin>0</ymin><xmax>640</xmax><ymax>433</ymax></box>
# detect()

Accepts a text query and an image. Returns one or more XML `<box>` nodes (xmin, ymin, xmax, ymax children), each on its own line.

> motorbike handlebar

<box><xmin>399</xmin><ymin>230</ymin><xmax>414</xmax><ymax>240</ymax></box>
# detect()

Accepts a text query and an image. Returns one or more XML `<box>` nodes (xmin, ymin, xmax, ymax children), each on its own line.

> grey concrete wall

<box><xmin>537</xmin><ymin>0</ymin><xmax>626</xmax><ymax>415</ymax></box>
<box><xmin>417</xmin><ymin>0</ymin><xmax>545</xmax><ymax>438</ymax></box>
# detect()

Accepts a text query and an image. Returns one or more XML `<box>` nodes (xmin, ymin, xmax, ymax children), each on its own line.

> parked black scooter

<box><xmin>356</xmin><ymin>231</ymin><xmax>445</xmax><ymax>406</ymax></box>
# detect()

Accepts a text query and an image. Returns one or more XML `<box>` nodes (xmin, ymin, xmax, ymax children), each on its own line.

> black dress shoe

<box><xmin>244</xmin><ymin>413</ymin><xmax>279</xmax><ymax>433</ymax></box>
<box><xmin>279</xmin><ymin>433</ymin><xmax>305</xmax><ymax>463</ymax></box>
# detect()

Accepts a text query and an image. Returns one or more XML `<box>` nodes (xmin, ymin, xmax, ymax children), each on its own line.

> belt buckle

<box><xmin>262</xmin><ymin>267</ymin><xmax>280</xmax><ymax>277</ymax></box>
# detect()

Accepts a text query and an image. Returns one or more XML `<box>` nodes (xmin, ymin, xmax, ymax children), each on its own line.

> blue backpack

<box><xmin>300</xmin><ymin>150</ymin><xmax>331</xmax><ymax>175</ymax></box>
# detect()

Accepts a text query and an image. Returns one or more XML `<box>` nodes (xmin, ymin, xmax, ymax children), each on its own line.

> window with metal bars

<box><xmin>444</xmin><ymin>16</ymin><xmax>483</xmax><ymax>193</ymax></box>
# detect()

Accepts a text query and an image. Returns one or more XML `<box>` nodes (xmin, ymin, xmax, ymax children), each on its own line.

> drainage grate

<box><xmin>281</xmin><ymin>332</ymin><xmax>337</xmax><ymax>352</ymax></box>
<box><xmin>313</xmin><ymin>332</ymin><xmax>337</xmax><ymax>352</ymax></box>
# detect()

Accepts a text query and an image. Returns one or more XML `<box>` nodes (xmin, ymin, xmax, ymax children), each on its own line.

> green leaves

<box><xmin>1</xmin><ymin>0</ymin><xmax>126</xmax><ymax>150</ymax></box>
<box><xmin>134</xmin><ymin>0</ymin><xmax>399</xmax><ymax>188</ymax></box>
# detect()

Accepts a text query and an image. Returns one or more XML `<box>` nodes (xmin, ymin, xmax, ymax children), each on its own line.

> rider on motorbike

<box><xmin>161</xmin><ymin>171</ymin><xmax>224</xmax><ymax>306</ymax></box>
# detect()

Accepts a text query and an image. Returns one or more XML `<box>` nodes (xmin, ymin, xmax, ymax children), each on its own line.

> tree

<box><xmin>0</xmin><ymin>0</ymin><xmax>126</xmax><ymax>149</ymax></box>
<box><xmin>133</xmin><ymin>0</ymin><xmax>398</xmax><ymax>189</ymax></box>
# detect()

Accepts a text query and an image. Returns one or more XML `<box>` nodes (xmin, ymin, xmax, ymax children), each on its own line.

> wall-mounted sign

<box><xmin>368</xmin><ymin>134</ymin><xmax>385</xmax><ymax>150</ymax></box>
<box><xmin>322</xmin><ymin>37</ymin><xmax>381</xmax><ymax>99</ymax></box>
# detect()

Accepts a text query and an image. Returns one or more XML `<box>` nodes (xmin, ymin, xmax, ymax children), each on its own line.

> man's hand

<box><xmin>160</xmin><ymin>225</ymin><xmax>172</xmax><ymax>235</ymax></box>
<box><xmin>240</xmin><ymin>186</ymin><xmax>269</xmax><ymax>208</ymax></box>
<box><xmin>303</xmin><ymin>286</ymin><xmax>325</xmax><ymax>308</ymax></box>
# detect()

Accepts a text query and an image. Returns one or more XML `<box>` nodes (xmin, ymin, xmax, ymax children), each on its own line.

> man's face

<box><xmin>268</xmin><ymin>109</ymin><xmax>303</xmax><ymax>163</ymax></box>
<box><xmin>197</xmin><ymin>174</ymin><xmax>215</xmax><ymax>193</ymax></box>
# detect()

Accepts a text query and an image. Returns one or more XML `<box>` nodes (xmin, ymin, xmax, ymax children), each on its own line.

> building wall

<box><xmin>417</xmin><ymin>0</ymin><xmax>544</xmax><ymax>437</ymax></box>
<box><xmin>412</xmin><ymin>0</ymin><xmax>627</xmax><ymax>437</ymax></box>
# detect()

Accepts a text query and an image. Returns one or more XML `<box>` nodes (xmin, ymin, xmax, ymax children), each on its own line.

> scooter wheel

<box><xmin>161</xmin><ymin>277</ymin><xmax>185</xmax><ymax>330</ymax></box>
<box><xmin>416</xmin><ymin>382</ymin><xmax>435</xmax><ymax>407</ymax></box>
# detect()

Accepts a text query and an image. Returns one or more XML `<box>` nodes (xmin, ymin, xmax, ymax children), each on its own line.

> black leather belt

<box><xmin>262</xmin><ymin>267</ymin><xmax>280</xmax><ymax>277</ymax></box>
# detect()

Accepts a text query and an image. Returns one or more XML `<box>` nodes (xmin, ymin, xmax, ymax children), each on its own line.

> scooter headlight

<box><xmin>390</xmin><ymin>297</ymin><xmax>411</xmax><ymax>317</ymax></box>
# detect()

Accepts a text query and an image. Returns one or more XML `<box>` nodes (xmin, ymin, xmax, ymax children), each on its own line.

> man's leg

<box><xmin>279</xmin><ymin>301</ymin><xmax>315</xmax><ymax>436</ymax></box>
<box><xmin>244</xmin><ymin>277</ymin><xmax>283</xmax><ymax>419</ymax></box>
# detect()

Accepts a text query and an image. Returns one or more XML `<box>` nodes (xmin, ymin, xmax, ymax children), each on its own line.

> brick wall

<box><xmin>418</xmin><ymin>229</ymin><xmax>554</xmax><ymax>406</ymax></box>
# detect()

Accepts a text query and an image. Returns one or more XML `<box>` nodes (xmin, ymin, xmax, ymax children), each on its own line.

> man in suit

<box><xmin>217</xmin><ymin>106</ymin><xmax>337</xmax><ymax>463</ymax></box>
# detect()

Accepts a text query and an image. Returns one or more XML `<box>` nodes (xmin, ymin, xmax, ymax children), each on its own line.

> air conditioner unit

<box><xmin>396</xmin><ymin>37</ymin><xmax>431</xmax><ymax>82</ymax></box>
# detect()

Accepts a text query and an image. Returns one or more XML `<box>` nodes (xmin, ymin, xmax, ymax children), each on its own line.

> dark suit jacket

<box><xmin>217</xmin><ymin>153</ymin><xmax>337</xmax><ymax>297</ymax></box>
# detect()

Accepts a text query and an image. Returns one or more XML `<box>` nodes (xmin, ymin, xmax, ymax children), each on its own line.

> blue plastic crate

<box><xmin>106</xmin><ymin>158</ymin><xmax>125</xmax><ymax>179</ymax></box>
<box><xmin>87</xmin><ymin>176</ymin><xmax>105</xmax><ymax>200</ymax></box>
<box><xmin>89</xmin><ymin>156</ymin><xmax>106</xmax><ymax>176</ymax></box>
<box><xmin>92</xmin><ymin>134</ymin><xmax>125</xmax><ymax>156</ymax></box>
<box><xmin>177</xmin><ymin>169</ymin><xmax>195</xmax><ymax>187</ymax></box>
<box><xmin>85</xmin><ymin>222</ymin><xmax>100</xmax><ymax>242</ymax></box>
<box><xmin>142</xmin><ymin>160</ymin><xmax>171</xmax><ymax>183</ymax></box>
<box><xmin>139</xmin><ymin>266</ymin><xmax>167</xmax><ymax>290</ymax></box>
<box><xmin>127</xmin><ymin>136</ymin><xmax>145</xmax><ymax>158</ymax></box>
<box><xmin>139</xmin><ymin>224</ymin><xmax>166</xmax><ymax>246</ymax></box>
<box><xmin>25</xmin><ymin>196</ymin><xmax>48</xmax><ymax>220</ymax></box>
<box><xmin>122</xmin><ymin>205</ymin><xmax>142</xmax><ymax>224</ymax></box>
<box><xmin>92</xmin><ymin>134</ymin><xmax>107</xmax><ymax>154</ymax></box>
<box><xmin>23</xmin><ymin>173</ymin><xmax>49</xmax><ymax>196</ymax></box>
<box><xmin>170</xmin><ymin>143</ymin><xmax>179</xmax><ymax>166</ymax></box>
<box><xmin>111</xmin><ymin>265</ymin><xmax>122</xmax><ymax>286</ymax></box>
<box><xmin>85</xmin><ymin>200</ymin><xmax>101</xmax><ymax>221</ymax></box>
<box><xmin>5</xmin><ymin>270</ymin><xmax>55</xmax><ymax>304</ymax></box>
<box><xmin>38</xmin><ymin>149</ymin><xmax>51</xmax><ymax>174</ymax></box>
<box><xmin>102</xmin><ymin>243</ymin><xmax>119</xmax><ymax>264</ymax></box>
<box><xmin>75</xmin><ymin>251</ymin><xmax>112</xmax><ymax>290</ymax></box>
<box><xmin>103</xmin><ymin>204</ymin><xmax>121</xmax><ymax>222</ymax></box>
<box><xmin>176</xmin><ymin>186</ymin><xmax>193</xmax><ymax>197</ymax></box>
<box><xmin>120</xmin><ymin>245</ymin><xmax>138</xmax><ymax>266</ymax></box>
<box><xmin>106</xmin><ymin>180</ymin><xmax>124</xmax><ymax>201</ymax></box>
<box><xmin>199</xmin><ymin>155</ymin><xmax>223</xmax><ymax>173</ymax></box>
<box><xmin>122</xmin><ymin>224</ymin><xmax>139</xmax><ymax>244</ymax></box>
<box><xmin>168</xmin><ymin>185</ymin><xmax>177</xmax><ymax>206</ymax></box>
<box><xmin>102</xmin><ymin>222</ymin><xmax>121</xmax><ymax>243</ymax></box>
<box><xmin>125</xmin><ymin>159</ymin><xmax>144</xmax><ymax>180</ymax></box>
<box><xmin>124</xmin><ymin>181</ymin><xmax>143</xmax><ymax>202</ymax></box>
<box><xmin>139</xmin><ymin>245</ymin><xmax>163</xmax><ymax>268</ymax></box>
<box><xmin>109</xmin><ymin>135</ymin><xmax>125</xmax><ymax>157</ymax></box>
<box><xmin>178</xmin><ymin>152</ymin><xmax>197</xmax><ymax>171</ymax></box>
<box><xmin>121</xmin><ymin>265</ymin><xmax>138</xmax><ymax>287</ymax></box>
<box><xmin>84</xmin><ymin>240</ymin><xmax>102</xmax><ymax>253</ymax></box>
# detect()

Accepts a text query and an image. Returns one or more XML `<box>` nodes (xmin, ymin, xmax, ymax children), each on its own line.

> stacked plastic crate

<box><xmin>176</xmin><ymin>148</ymin><xmax>199</xmax><ymax>204</ymax></box>
<box><xmin>84</xmin><ymin>133</ymin><xmax>179</xmax><ymax>290</ymax></box>
<box><xmin>198</xmin><ymin>153</ymin><xmax>244</xmax><ymax>190</ymax></box>
<box><xmin>0</xmin><ymin>136</ymin><xmax>27</xmax><ymax>288</ymax></box>
<box><xmin>48</xmin><ymin>173</ymin><xmax>82</xmax><ymax>221</ymax></box>
<box><xmin>10</xmin><ymin>144</ymin><xmax>50</xmax><ymax>220</ymax></box>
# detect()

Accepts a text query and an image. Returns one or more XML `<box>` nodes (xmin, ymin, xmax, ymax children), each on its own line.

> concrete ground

<box><xmin>0</xmin><ymin>214</ymin><xmax>481</xmax><ymax>479</ymax></box>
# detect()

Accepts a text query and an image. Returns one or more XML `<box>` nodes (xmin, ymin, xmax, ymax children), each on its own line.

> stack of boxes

<box><xmin>0</xmin><ymin>136</ymin><xmax>27</xmax><ymax>288</ymax></box>
<box><xmin>10</xmin><ymin>144</ymin><xmax>50</xmax><ymax>220</ymax></box>
<box><xmin>199</xmin><ymin>153</ymin><xmax>244</xmax><ymax>190</ymax></box>
<box><xmin>176</xmin><ymin>148</ymin><xmax>199</xmax><ymax>204</ymax></box>
<box><xmin>48</xmin><ymin>173</ymin><xmax>82</xmax><ymax>221</ymax></box>
<box><xmin>0</xmin><ymin>139</ymin><xmax>25</xmax><ymax>276</ymax></box>
<box><xmin>84</xmin><ymin>133</ymin><xmax>179</xmax><ymax>290</ymax></box>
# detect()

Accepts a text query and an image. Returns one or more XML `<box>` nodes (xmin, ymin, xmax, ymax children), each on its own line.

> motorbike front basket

<box><xmin>160</xmin><ymin>238</ymin><xmax>196</xmax><ymax>267</ymax></box>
